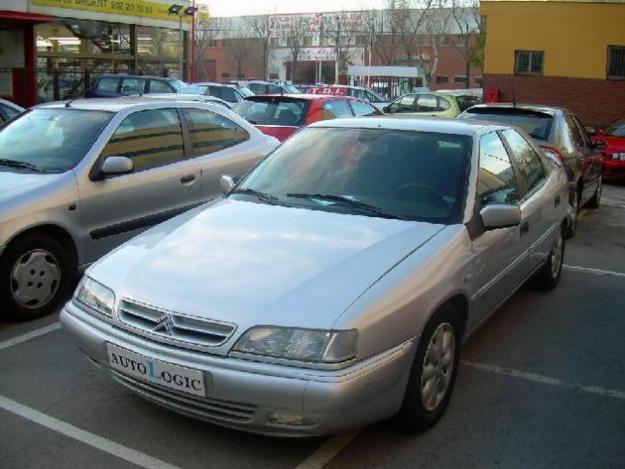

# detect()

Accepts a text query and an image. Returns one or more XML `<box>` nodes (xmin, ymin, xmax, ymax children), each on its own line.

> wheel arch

<box><xmin>3</xmin><ymin>224</ymin><xmax>78</xmax><ymax>271</ymax></box>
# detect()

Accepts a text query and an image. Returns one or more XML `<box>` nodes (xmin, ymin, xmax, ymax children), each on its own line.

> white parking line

<box><xmin>0</xmin><ymin>322</ymin><xmax>61</xmax><ymax>351</ymax></box>
<box><xmin>295</xmin><ymin>432</ymin><xmax>360</xmax><ymax>469</ymax></box>
<box><xmin>563</xmin><ymin>264</ymin><xmax>625</xmax><ymax>279</ymax></box>
<box><xmin>0</xmin><ymin>395</ymin><xmax>181</xmax><ymax>469</ymax></box>
<box><xmin>461</xmin><ymin>361</ymin><xmax>625</xmax><ymax>401</ymax></box>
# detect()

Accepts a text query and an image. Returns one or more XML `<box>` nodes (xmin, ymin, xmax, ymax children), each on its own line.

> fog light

<box><xmin>268</xmin><ymin>412</ymin><xmax>319</xmax><ymax>426</ymax></box>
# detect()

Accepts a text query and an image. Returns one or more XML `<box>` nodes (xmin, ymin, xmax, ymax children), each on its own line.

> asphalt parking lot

<box><xmin>2</xmin><ymin>183</ymin><xmax>625</xmax><ymax>469</ymax></box>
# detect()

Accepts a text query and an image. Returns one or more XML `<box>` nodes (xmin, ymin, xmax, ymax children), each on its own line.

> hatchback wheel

<box><xmin>396</xmin><ymin>304</ymin><xmax>462</xmax><ymax>431</ymax></box>
<box><xmin>0</xmin><ymin>234</ymin><xmax>73</xmax><ymax>321</ymax></box>
<box><xmin>588</xmin><ymin>176</ymin><xmax>602</xmax><ymax>209</ymax></box>
<box><xmin>533</xmin><ymin>224</ymin><xmax>565</xmax><ymax>291</ymax></box>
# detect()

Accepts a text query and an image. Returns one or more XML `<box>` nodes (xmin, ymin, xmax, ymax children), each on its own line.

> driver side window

<box><xmin>478</xmin><ymin>132</ymin><xmax>521</xmax><ymax>206</ymax></box>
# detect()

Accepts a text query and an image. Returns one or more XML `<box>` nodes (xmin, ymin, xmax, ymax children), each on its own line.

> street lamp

<box><xmin>168</xmin><ymin>3</ymin><xmax>197</xmax><ymax>81</ymax></box>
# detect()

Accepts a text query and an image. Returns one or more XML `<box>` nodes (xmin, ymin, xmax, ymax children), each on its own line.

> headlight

<box><xmin>233</xmin><ymin>326</ymin><xmax>358</xmax><ymax>363</ymax></box>
<box><xmin>74</xmin><ymin>276</ymin><xmax>115</xmax><ymax>317</ymax></box>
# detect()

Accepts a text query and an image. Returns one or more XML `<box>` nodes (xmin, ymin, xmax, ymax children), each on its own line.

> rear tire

<box><xmin>0</xmin><ymin>234</ymin><xmax>73</xmax><ymax>321</ymax></box>
<box><xmin>566</xmin><ymin>191</ymin><xmax>578</xmax><ymax>239</ymax></box>
<box><xmin>395</xmin><ymin>304</ymin><xmax>462</xmax><ymax>432</ymax></box>
<box><xmin>588</xmin><ymin>176</ymin><xmax>602</xmax><ymax>209</ymax></box>
<box><xmin>533</xmin><ymin>224</ymin><xmax>565</xmax><ymax>291</ymax></box>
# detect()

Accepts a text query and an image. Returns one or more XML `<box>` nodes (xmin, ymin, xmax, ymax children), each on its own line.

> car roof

<box><xmin>34</xmin><ymin>97</ymin><xmax>192</xmax><ymax>112</ymax></box>
<box><xmin>465</xmin><ymin>102</ymin><xmax>569</xmax><ymax>116</ymax></box>
<box><xmin>309</xmin><ymin>116</ymin><xmax>507</xmax><ymax>136</ymax></box>
<box><xmin>95</xmin><ymin>74</ymin><xmax>174</xmax><ymax>81</ymax></box>
<box><xmin>243</xmin><ymin>94</ymin><xmax>358</xmax><ymax>101</ymax></box>
<box><xmin>192</xmin><ymin>82</ymin><xmax>236</xmax><ymax>88</ymax></box>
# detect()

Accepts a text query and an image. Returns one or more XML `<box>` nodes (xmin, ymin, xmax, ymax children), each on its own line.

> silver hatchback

<box><xmin>61</xmin><ymin>117</ymin><xmax>569</xmax><ymax>436</ymax></box>
<box><xmin>0</xmin><ymin>98</ymin><xmax>279</xmax><ymax>320</ymax></box>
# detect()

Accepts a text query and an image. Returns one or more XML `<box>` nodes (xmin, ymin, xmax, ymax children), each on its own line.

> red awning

<box><xmin>0</xmin><ymin>10</ymin><xmax>54</xmax><ymax>23</ymax></box>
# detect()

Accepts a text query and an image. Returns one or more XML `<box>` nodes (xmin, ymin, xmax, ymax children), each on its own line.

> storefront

<box><xmin>0</xmin><ymin>0</ymin><xmax>197</xmax><ymax>106</ymax></box>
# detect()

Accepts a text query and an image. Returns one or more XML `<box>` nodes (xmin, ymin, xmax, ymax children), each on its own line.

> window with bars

<box><xmin>607</xmin><ymin>46</ymin><xmax>625</xmax><ymax>80</ymax></box>
<box><xmin>514</xmin><ymin>50</ymin><xmax>544</xmax><ymax>75</ymax></box>
<box><xmin>454</xmin><ymin>76</ymin><xmax>467</xmax><ymax>83</ymax></box>
<box><xmin>436</xmin><ymin>76</ymin><xmax>448</xmax><ymax>84</ymax></box>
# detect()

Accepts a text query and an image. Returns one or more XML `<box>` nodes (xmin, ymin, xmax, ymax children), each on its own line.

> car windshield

<box><xmin>462</xmin><ymin>109</ymin><xmax>553</xmax><ymax>141</ymax></box>
<box><xmin>180</xmin><ymin>84</ymin><xmax>207</xmax><ymax>95</ymax></box>
<box><xmin>604</xmin><ymin>119</ymin><xmax>625</xmax><ymax>137</ymax></box>
<box><xmin>170</xmin><ymin>80</ymin><xmax>186</xmax><ymax>92</ymax></box>
<box><xmin>284</xmin><ymin>84</ymin><xmax>301</xmax><ymax>93</ymax></box>
<box><xmin>237</xmin><ymin>99</ymin><xmax>309</xmax><ymax>126</ymax></box>
<box><xmin>0</xmin><ymin>108</ymin><xmax>112</xmax><ymax>172</ymax></box>
<box><xmin>234</xmin><ymin>127</ymin><xmax>471</xmax><ymax>223</ymax></box>
<box><xmin>238</xmin><ymin>87</ymin><xmax>254</xmax><ymax>97</ymax></box>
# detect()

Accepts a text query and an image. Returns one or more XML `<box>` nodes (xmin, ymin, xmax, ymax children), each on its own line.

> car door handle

<box><xmin>520</xmin><ymin>221</ymin><xmax>530</xmax><ymax>236</ymax></box>
<box><xmin>554</xmin><ymin>195</ymin><xmax>561</xmax><ymax>207</ymax></box>
<box><xmin>180</xmin><ymin>175</ymin><xmax>196</xmax><ymax>184</ymax></box>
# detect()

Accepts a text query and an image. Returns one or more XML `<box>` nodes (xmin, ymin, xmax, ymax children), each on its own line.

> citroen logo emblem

<box><xmin>152</xmin><ymin>313</ymin><xmax>175</xmax><ymax>335</ymax></box>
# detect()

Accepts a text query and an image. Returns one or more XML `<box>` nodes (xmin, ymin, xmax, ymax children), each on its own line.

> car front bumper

<box><xmin>603</xmin><ymin>159</ymin><xmax>625</xmax><ymax>179</ymax></box>
<box><xmin>60</xmin><ymin>301</ymin><xmax>415</xmax><ymax>437</ymax></box>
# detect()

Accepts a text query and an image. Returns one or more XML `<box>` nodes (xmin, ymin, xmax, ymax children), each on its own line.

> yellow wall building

<box><xmin>481</xmin><ymin>0</ymin><xmax>625</xmax><ymax>125</ymax></box>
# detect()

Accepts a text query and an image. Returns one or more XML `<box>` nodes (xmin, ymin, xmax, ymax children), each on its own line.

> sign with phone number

<box><xmin>32</xmin><ymin>0</ymin><xmax>208</xmax><ymax>23</ymax></box>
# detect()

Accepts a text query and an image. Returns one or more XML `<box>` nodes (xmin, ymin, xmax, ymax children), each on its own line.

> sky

<box><xmin>199</xmin><ymin>0</ymin><xmax>388</xmax><ymax>17</ymax></box>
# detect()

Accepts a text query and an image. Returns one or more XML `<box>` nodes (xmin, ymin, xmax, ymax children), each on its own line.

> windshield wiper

<box><xmin>0</xmin><ymin>159</ymin><xmax>41</xmax><ymax>172</ymax></box>
<box><xmin>231</xmin><ymin>187</ymin><xmax>280</xmax><ymax>205</ymax></box>
<box><xmin>286</xmin><ymin>193</ymin><xmax>405</xmax><ymax>220</ymax></box>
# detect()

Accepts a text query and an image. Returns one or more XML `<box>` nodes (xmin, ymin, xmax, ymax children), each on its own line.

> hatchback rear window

<box><xmin>462</xmin><ymin>108</ymin><xmax>554</xmax><ymax>141</ymax></box>
<box><xmin>238</xmin><ymin>99</ymin><xmax>309</xmax><ymax>126</ymax></box>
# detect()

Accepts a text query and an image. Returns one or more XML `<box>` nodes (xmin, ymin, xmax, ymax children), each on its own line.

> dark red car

<box><xmin>236</xmin><ymin>94</ymin><xmax>381</xmax><ymax>142</ymax></box>
<box><xmin>592</xmin><ymin>119</ymin><xmax>625</xmax><ymax>179</ymax></box>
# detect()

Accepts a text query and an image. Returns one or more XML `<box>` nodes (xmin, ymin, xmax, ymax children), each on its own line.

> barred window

<box><xmin>436</xmin><ymin>76</ymin><xmax>448</xmax><ymax>84</ymax></box>
<box><xmin>514</xmin><ymin>50</ymin><xmax>544</xmax><ymax>75</ymax></box>
<box><xmin>607</xmin><ymin>46</ymin><xmax>625</xmax><ymax>79</ymax></box>
<box><xmin>454</xmin><ymin>76</ymin><xmax>467</xmax><ymax>83</ymax></box>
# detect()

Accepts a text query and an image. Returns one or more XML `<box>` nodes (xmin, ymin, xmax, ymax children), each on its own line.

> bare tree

<box><xmin>394</xmin><ymin>0</ymin><xmax>435</xmax><ymax>67</ymax></box>
<box><xmin>286</xmin><ymin>16</ymin><xmax>309</xmax><ymax>82</ymax></box>
<box><xmin>362</xmin><ymin>4</ymin><xmax>400</xmax><ymax>66</ymax></box>
<box><xmin>225</xmin><ymin>38</ymin><xmax>249</xmax><ymax>79</ymax></box>
<box><xmin>325</xmin><ymin>12</ymin><xmax>364</xmax><ymax>82</ymax></box>
<box><xmin>245</xmin><ymin>15</ymin><xmax>274</xmax><ymax>80</ymax></box>
<box><xmin>412</xmin><ymin>3</ymin><xmax>452</xmax><ymax>87</ymax></box>
<box><xmin>448</xmin><ymin>0</ymin><xmax>481</xmax><ymax>88</ymax></box>
<box><xmin>195</xmin><ymin>17</ymin><xmax>223</xmax><ymax>81</ymax></box>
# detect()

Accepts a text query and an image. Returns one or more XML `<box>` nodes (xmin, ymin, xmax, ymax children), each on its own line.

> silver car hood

<box><xmin>0</xmin><ymin>170</ymin><xmax>68</xmax><ymax>204</ymax></box>
<box><xmin>90</xmin><ymin>199</ymin><xmax>444</xmax><ymax>331</ymax></box>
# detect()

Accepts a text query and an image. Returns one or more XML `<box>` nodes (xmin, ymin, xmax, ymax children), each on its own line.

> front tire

<box><xmin>396</xmin><ymin>304</ymin><xmax>462</xmax><ymax>431</ymax></box>
<box><xmin>587</xmin><ymin>176</ymin><xmax>602</xmax><ymax>209</ymax></box>
<box><xmin>533</xmin><ymin>224</ymin><xmax>565</xmax><ymax>291</ymax></box>
<box><xmin>0</xmin><ymin>234</ymin><xmax>73</xmax><ymax>321</ymax></box>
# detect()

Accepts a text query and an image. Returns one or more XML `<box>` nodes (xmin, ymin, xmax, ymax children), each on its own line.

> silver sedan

<box><xmin>61</xmin><ymin>117</ymin><xmax>570</xmax><ymax>436</ymax></box>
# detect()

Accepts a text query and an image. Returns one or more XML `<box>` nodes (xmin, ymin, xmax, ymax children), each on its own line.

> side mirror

<box><xmin>101</xmin><ymin>156</ymin><xmax>133</xmax><ymax>176</ymax></box>
<box><xmin>594</xmin><ymin>140</ymin><xmax>607</xmax><ymax>151</ymax></box>
<box><xmin>220</xmin><ymin>174</ymin><xmax>237</xmax><ymax>194</ymax></box>
<box><xmin>480</xmin><ymin>204</ymin><xmax>521</xmax><ymax>230</ymax></box>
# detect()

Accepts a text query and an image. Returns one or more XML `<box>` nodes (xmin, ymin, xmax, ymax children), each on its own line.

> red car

<box><xmin>236</xmin><ymin>94</ymin><xmax>381</xmax><ymax>142</ymax></box>
<box><xmin>592</xmin><ymin>119</ymin><xmax>625</xmax><ymax>179</ymax></box>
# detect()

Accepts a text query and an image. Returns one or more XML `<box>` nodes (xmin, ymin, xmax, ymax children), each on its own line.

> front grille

<box><xmin>112</xmin><ymin>371</ymin><xmax>257</xmax><ymax>423</ymax></box>
<box><xmin>117</xmin><ymin>299</ymin><xmax>236</xmax><ymax>348</ymax></box>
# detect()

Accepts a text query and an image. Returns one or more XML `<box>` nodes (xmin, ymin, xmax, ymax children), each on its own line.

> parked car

<box><xmin>246</xmin><ymin>81</ymin><xmax>300</xmax><ymax>95</ymax></box>
<box><xmin>459</xmin><ymin>103</ymin><xmax>603</xmax><ymax>237</ymax></box>
<box><xmin>86</xmin><ymin>74</ymin><xmax>186</xmax><ymax>98</ymax></box>
<box><xmin>0</xmin><ymin>99</ymin><xmax>25</xmax><ymax>124</ymax></box>
<box><xmin>182</xmin><ymin>82</ymin><xmax>254</xmax><ymax>105</ymax></box>
<box><xmin>383</xmin><ymin>92</ymin><xmax>479</xmax><ymax>117</ymax></box>
<box><xmin>61</xmin><ymin>117</ymin><xmax>569</xmax><ymax>436</ymax></box>
<box><xmin>237</xmin><ymin>94</ymin><xmax>381</xmax><ymax>142</ymax></box>
<box><xmin>590</xmin><ymin>119</ymin><xmax>625</xmax><ymax>179</ymax></box>
<box><xmin>307</xmin><ymin>85</ymin><xmax>389</xmax><ymax>110</ymax></box>
<box><xmin>143</xmin><ymin>93</ymin><xmax>233</xmax><ymax>110</ymax></box>
<box><xmin>0</xmin><ymin>98</ymin><xmax>279</xmax><ymax>320</ymax></box>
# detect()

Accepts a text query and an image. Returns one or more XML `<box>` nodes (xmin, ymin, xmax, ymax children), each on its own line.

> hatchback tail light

<box><xmin>540</xmin><ymin>145</ymin><xmax>564</xmax><ymax>162</ymax></box>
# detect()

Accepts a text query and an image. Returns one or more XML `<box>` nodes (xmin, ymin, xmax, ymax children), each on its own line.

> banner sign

<box><xmin>31</xmin><ymin>0</ymin><xmax>196</xmax><ymax>23</ymax></box>
<box><xmin>297</xmin><ymin>47</ymin><xmax>337</xmax><ymax>61</ymax></box>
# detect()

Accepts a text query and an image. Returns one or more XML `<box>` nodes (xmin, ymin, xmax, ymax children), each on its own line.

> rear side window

<box><xmin>322</xmin><ymin>100</ymin><xmax>353</xmax><ymax>119</ymax></box>
<box><xmin>478</xmin><ymin>132</ymin><xmax>521</xmax><ymax>205</ymax></box>
<box><xmin>437</xmin><ymin>97</ymin><xmax>451</xmax><ymax>111</ymax></box>
<box><xmin>416</xmin><ymin>95</ymin><xmax>439</xmax><ymax>112</ymax></box>
<box><xmin>502</xmin><ymin>129</ymin><xmax>546</xmax><ymax>193</ymax></box>
<box><xmin>121</xmin><ymin>78</ymin><xmax>146</xmax><ymax>95</ymax></box>
<box><xmin>95</xmin><ymin>77</ymin><xmax>119</xmax><ymax>93</ymax></box>
<box><xmin>149</xmin><ymin>80</ymin><xmax>173</xmax><ymax>93</ymax></box>
<box><xmin>220</xmin><ymin>87</ymin><xmax>239</xmax><ymax>103</ymax></box>
<box><xmin>350</xmin><ymin>100</ymin><xmax>378</xmax><ymax>117</ymax></box>
<box><xmin>101</xmin><ymin>109</ymin><xmax>184</xmax><ymax>171</ymax></box>
<box><xmin>183</xmin><ymin>109</ymin><xmax>249</xmax><ymax>157</ymax></box>
<box><xmin>238</xmin><ymin>99</ymin><xmax>308</xmax><ymax>126</ymax></box>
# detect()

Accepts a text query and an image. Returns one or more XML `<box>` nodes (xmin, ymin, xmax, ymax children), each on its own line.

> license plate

<box><xmin>107</xmin><ymin>343</ymin><xmax>206</xmax><ymax>397</ymax></box>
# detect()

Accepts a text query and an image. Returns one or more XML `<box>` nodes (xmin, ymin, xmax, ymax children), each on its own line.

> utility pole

<box><xmin>334</xmin><ymin>15</ymin><xmax>340</xmax><ymax>84</ymax></box>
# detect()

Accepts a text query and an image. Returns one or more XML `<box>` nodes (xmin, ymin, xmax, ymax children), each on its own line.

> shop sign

<box><xmin>31</xmin><ymin>0</ymin><xmax>207</xmax><ymax>23</ymax></box>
